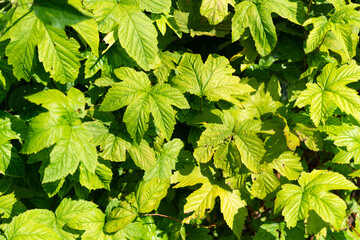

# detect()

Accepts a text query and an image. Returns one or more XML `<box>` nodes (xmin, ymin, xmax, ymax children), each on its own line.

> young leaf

<box><xmin>200</xmin><ymin>0</ymin><xmax>234</xmax><ymax>25</ymax></box>
<box><xmin>251</xmin><ymin>166</ymin><xmax>280</xmax><ymax>199</ymax></box>
<box><xmin>144</xmin><ymin>138</ymin><xmax>184</xmax><ymax>181</ymax></box>
<box><xmin>194</xmin><ymin>111</ymin><xmax>266</xmax><ymax>173</ymax></box>
<box><xmin>270</xmin><ymin>151</ymin><xmax>302</xmax><ymax>180</ymax></box>
<box><xmin>100</xmin><ymin>67</ymin><xmax>189</xmax><ymax>141</ymax></box>
<box><xmin>275</xmin><ymin>170</ymin><xmax>357</xmax><ymax>229</ymax></box>
<box><xmin>105</xmin><ymin>202</ymin><xmax>137</xmax><ymax>233</ymax></box>
<box><xmin>79</xmin><ymin>161</ymin><xmax>113</xmax><ymax>191</ymax></box>
<box><xmin>172</xmin><ymin>53</ymin><xmax>254</xmax><ymax>106</ymax></box>
<box><xmin>295</xmin><ymin>63</ymin><xmax>360</xmax><ymax>126</ymax></box>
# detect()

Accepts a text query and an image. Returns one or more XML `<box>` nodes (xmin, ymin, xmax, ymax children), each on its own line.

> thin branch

<box><xmin>303</xmin><ymin>0</ymin><xmax>313</xmax><ymax>70</ymax></box>
<box><xmin>142</xmin><ymin>213</ymin><xmax>183</xmax><ymax>223</ymax></box>
<box><xmin>350</xmin><ymin>209</ymin><xmax>360</xmax><ymax>222</ymax></box>
<box><xmin>141</xmin><ymin>213</ymin><xmax>225</xmax><ymax>229</ymax></box>
<box><xmin>312</xmin><ymin>35</ymin><xmax>326</xmax><ymax>57</ymax></box>
<box><xmin>347</xmin><ymin>219</ymin><xmax>360</xmax><ymax>237</ymax></box>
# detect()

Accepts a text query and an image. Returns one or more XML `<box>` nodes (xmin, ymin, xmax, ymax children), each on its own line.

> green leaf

<box><xmin>69</xmin><ymin>0</ymin><xmax>100</xmax><ymax>56</ymax></box>
<box><xmin>304</xmin><ymin>4</ymin><xmax>360</xmax><ymax>61</ymax></box>
<box><xmin>270</xmin><ymin>151</ymin><xmax>303</xmax><ymax>180</ymax></box>
<box><xmin>21</xmin><ymin>112</ymin><xmax>67</xmax><ymax>154</ymax></box>
<box><xmin>275</xmin><ymin>184</ymin><xmax>308</xmax><ymax>228</ymax></box>
<box><xmin>100</xmin><ymin>133</ymin><xmax>129</xmax><ymax>162</ymax></box>
<box><xmin>33</xmin><ymin>0</ymin><xmax>90</xmax><ymax>29</ymax></box>
<box><xmin>173</xmin><ymin>53</ymin><xmax>254</xmax><ymax>106</ymax></box>
<box><xmin>84</xmin><ymin>0</ymin><xmax>159</xmax><ymax>70</ymax></box>
<box><xmin>251</xmin><ymin>166</ymin><xmax>280</xmax><ymax>199</ymax></box>
<box><xmin>140</xmin><ymin>0</ymin><xmax>171</xmax><ymax>13</ymax></box>
<box><xmin>43</xmin><ymin>126</ymin><xmax>97</xmax><ymax>183</ymax></box>
<box><xmin>294</xmin><ymin>123</ymin><xmax>323</xmax><ymax>151</ymax></box>
<box><xmin>218</xmin><ymin>189</ymin><xmax>247</xmax><ymax>238</ymax></box>
<box><xmin>4</xmin><ymin>209</ymin><xmax>61</xmax><ymax>240</ymax></box>
<box><xmin>105</xmin><ymin>202</ymin><xmax>137</xmax><ymax>234</ymax></box>
<box><xmin>200</xmin><ymin>0</ymin><xmax>234</xmax><ymax>25</ymax></box>
<box><xmin>22</xmin><ymin>89</ymin><xmax>98</xmax><ymax>182</ymax></box>
<box><xmin>295</xmin><ymin>63</ymin><xmax>360</xmax><ymax>126</ymax></box>
<box><xmin>3</xmin><ymin>7</ymin><xmax>82</xmax><ymax>83</ymax></box>
<box><xmin>135</xmin><ymin>178</ymin><xmax>170</xmax><ymax>213</ymax></box>
<box><xmin>183</xmin><ymin>181</ymin><xmax>219</xmax><ymax>223</ymax></box>
<box><xmin>0</xmin><ymin>142</ymin><xmax>25</xmax><ymax>177</ymax></box>
<box><xmin>112</xmin><ymin>222</ymin><xmax>148</xmax><ymax>239</ymax></box>
<box><xmin>117</xmin><ymin>4</ymin><xmax>160</xmax><ymax>70</ymax></box>
<box><xmin>275</xmin><ymin>170</ymin><xmax>357</xmax><ymax>229</ymax></box>
<box><xmin>214</xmin><ymin>141</ymin><xmax>242</xmax><ymax>177</ymax></box>
<box><xmin>55</xmin><ymin>198</ymin><xmax>99</xmax><ymax>224</ymax></box>
<box><xmin>232</xmin><ymin>0</ymin><xmax>305</xmax><ymax>56</ymax></box>
<box><xmin>0</xmin><ymin>117</ymin><xmax>22</xmax><ymax>143</ymax></box>
<box><xmin>329</xmin><ymin>125</ymin><xmax>360</xmax><ymax>164</ymax></box>
<box><xmin>79</xmin><ymin>161</ymin><xmax>113</xmax><ymax>191</ymax></box>
<box><xmin>194</xmin><ymin>112</ymin><xmax>265</xmax><ymax>173</ymax></box>
<box><xmin>101</xmin><ymin>67</ymin><xmax>189</xmax><ymax>141</ymax></box>
<box><xmin>67</xmin><ymin>207</ymin><xmax>106</xmax><ymax>240</ymax></box>
<box><xmin>128</xmin><ymin>139</ymin><xmax>157</xmax><ymax>171</ymax></box>
<box><xmin>171</xmin><ymin>166</ymin><xmax>209</xmax><ymax>188</ymax></box>
<box><xmin>52</xmin><ymin>198</ymin><xmax>107</xmax><ymax>239</ymax></box>
<box><xmin>172</xmin><ymin>166</ymin><xmax>247</xmax><ymax>235</ymax></box>
<box><xmin>0</xmin><ymin>193</ymin><xmax>17</xmax><ymax>218</ymax></box>
<box><xmin>37</xmin><ymin>24</ymin><xmax>82</xmax><ymax>84</ymax></box>
<box><xmin>194</xmin><ymin>123</ymin><xmax>233</xmax><ymax>164</ymax></box>
<box><xmin>241</xmin><ymin>83</ymin><xmax>283</xmax><ymax>118</ymax></box>
<box><xmin>3</xmin><ymin>11</ymin><xmax>39</xmax><ymax>81</ymax></box>
<box><xmin>144</xmin><ymin>138</ymin><xmax>184</xmax><ymax>181</ymax></box>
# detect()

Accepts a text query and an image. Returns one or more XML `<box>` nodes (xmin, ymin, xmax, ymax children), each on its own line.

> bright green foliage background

<box><xmin>1</xmin><ymin>0</ymin><xmax>360</xmax><ymax>239</ymax></box>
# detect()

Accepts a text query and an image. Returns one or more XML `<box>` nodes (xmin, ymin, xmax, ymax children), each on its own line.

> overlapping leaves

<box><xmin>304</xmin><ymin>4</ymin><xmax>360</xmax><ymax>61</ymax></box>
<box><xmin>172</xmin><ymin>53</ymin><xmax>254</xmax><ymax>106</ymax></box>
<box><xmin>100</xmin><ymin>67</ymin><xmax>189</xmax><ymax>141</ymax></box>
<box><xmin>296</xmin><ymin>62</ymin><xmax>360</xmax><ymax>126</ymax></box>
<box><xmin>1</xmin><ymin>1</ymin><xmax>92</xmax><ymax>83</ymax></box>
<box><xmin>171</xmin><ymin>166</ymin><xmax>247</xmax><ymax>238</ymax></box>
<box><xmin>275</xmin><ymin>170</ymin><xmax>357</xmax><ymax>229</ymax></box>
<box><xmin>194</xmin><ymin>111</ymin><xmax>265</xmax><ymax>173</ymax></box>
<box><xmin>83</xmin><ymin>0</ymin><xmax>160</xmax><ymax>71</ymax></box>
<box><xmin>232</xmin><ymin>0</ymin><xmax>305</xmax><ymax>56</ymax></box>
<box><xmin>21</xmin><ymin>88</ymin><xmax>98</xmax><ymax>183</ymax></box>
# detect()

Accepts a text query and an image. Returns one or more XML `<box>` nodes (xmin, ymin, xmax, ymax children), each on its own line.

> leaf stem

<box><xmin>312</xmin><ymin>35</ymin><xmax>326</xmax><ymax>57</ymax></box>
<box><xmin>303</xmin><ymin>0</ymin><xmax>313</xmax><ymax>70</ymax></box>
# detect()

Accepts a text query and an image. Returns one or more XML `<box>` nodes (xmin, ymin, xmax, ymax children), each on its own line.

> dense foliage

<box><xmin>1</xmin><ymin>0</ymin><xmax>360</xmax><ymax>239</ymax></box>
